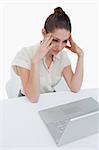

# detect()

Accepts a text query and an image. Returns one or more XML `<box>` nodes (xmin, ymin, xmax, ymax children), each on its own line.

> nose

<box><xmin>56</xmin><ymin>42</ymin><xmax>63</xmax><ymax>51</ymax></box>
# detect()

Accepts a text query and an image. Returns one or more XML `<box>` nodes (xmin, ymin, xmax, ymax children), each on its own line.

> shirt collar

<box><xmin>53</xmin><ymin>52</ymin><xmax>61</xmax><ymax>61</ymax></box>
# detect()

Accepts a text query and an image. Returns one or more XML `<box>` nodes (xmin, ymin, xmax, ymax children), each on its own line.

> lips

<box><xmin>53</xmin><ymin>50</ymin><xmax>59</xmax><ymax>53</ymax></box>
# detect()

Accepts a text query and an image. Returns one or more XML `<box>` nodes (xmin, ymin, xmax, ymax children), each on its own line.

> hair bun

<box><xmin>54</xmin><ymin>7</ymin><xmax>65</xmax><ymax>15</ymax></box>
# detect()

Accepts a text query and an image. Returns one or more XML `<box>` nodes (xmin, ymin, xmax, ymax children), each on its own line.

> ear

<box><xmin>42</xmin><ymin>28</ymin><xmax>47</xmax><ymax>37</ymax></box>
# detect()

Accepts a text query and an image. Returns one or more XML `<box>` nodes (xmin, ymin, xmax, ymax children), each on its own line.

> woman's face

<box><xmin>49</xmin><ymin>28</ymin><xmax>71</xmax><ymax>55</ymax></box>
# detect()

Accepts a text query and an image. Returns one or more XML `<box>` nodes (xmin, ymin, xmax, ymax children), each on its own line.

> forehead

<box><xmin>51</xmin><ymin>28</ymin><xmax>70</xmax><ymax>40</ymax></box>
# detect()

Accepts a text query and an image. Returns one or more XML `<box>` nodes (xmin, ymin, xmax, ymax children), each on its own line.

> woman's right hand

<box><xmin>32</xmin><ymin>33</ymin><xmax>53</xmax><ymax>63</ymax></box>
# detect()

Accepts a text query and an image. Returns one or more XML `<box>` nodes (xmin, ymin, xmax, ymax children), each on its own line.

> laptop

<box><xmin>39</xmin><ymin>97</ymin><xmax>99</xmax><ymax>146</ymax></box>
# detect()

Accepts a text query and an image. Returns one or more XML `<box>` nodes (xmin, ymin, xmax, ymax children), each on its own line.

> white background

<box><xmin>0</xmin><ymin>0</ymin><xmax>98</xmax><ymax>99</ymax></box>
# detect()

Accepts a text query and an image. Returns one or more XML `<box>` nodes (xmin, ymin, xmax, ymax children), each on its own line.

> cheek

<box><xmin>51</xmin><ymin>42</ymin><xmax>57</xmax><ymax>48</ymax></box>
<box><xmin>51</xmin><ymin>42</ymin><xmax>67</xmax><ymax>49</ymax></box>
<box><xmin>52</xmin><ymin>42</ymin><xmax>56</xmax><ymax>46</ymax></box>
<box><xmin>62</xmin><ymin>43</ymin><xmax>67</xmax><ymax>48</ymax></box>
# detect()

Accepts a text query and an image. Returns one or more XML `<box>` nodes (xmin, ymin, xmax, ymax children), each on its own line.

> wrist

<box><xmin>32</xmin><ymin>53</ymin><xmax>40</xmax><ymax>64</ymax></box>
<box><xmin>31</xmin><ymin>60</ymin><xmax>40</xmax><ymax>71</ymax></box>
<box><xmin>76</xmin><ymin>49</ymin><xmax>84</xmax><ymax>57</ymax></box>
<box><xmin>77</xmin><ymin>53</ymin><xmax>84</xmax><ymax>58</ymax></box>
<box><xmin>32</xmin><ymin>57</ymin><xmax>40</xmax><ymax>65</ymax></box>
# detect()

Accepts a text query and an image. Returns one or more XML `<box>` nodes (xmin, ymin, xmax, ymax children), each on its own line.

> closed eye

<box><xmin>53</xmin><ymin>39</ymin><xmax>68</xmax><ymax>43</ymax></box>
<box><xmin>63</xmin><ymin>40</ymin><xmax>67</xmax><ymax>43</ymax></box>
<box><xmin>52</xmin><ymin>39</ymin><xmax>59</xmax><ymax>42</ymax></box>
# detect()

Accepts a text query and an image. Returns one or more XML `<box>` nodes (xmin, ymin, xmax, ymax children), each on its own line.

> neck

<box><xmin>46</xmin><ymin>52</ymin><xmax>53</xmax><ymax>60</ymax></box>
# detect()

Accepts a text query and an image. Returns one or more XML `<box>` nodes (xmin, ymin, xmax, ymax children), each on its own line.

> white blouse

<box><xmin>12</xmin><ymin>42</ymin><xmax>71</xmax><ymax>94</ymax></box>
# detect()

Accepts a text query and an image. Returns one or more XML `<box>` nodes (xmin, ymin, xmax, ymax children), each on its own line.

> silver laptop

<box><xmin>39</xmin><ymin>97</ymin><xmax>99</xmax><ymax>146</ymax></box>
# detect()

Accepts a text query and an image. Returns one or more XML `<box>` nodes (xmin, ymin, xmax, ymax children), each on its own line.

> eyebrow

<box><xmin>53</xmin><ymin>36</ymin><xmax>69</xmax><ymax>42</ymax></box>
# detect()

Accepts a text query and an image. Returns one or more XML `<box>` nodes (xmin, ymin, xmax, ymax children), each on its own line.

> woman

<box><xmin>12</xmin><ymin>7</ymin><xmax>84</xmax><ymax>103</ymax></box>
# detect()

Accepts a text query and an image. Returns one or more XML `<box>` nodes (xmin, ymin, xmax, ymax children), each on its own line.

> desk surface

<box><xmin>0</xmin><ymin>88</ymin><xmax>99</xmax><ymax>150</ymax></box>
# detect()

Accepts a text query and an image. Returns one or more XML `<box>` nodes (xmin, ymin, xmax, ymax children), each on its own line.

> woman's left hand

<box><xmin>65</xmin><ymin>35</ymin><xmax>84</xmax><ymax>57</ymax></box>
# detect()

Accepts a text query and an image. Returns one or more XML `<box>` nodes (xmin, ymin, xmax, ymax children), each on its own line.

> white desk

<box><xmin>0</xmin><ymin>88</ymin><xmax>99</xmax><ymax>150</ymax></box>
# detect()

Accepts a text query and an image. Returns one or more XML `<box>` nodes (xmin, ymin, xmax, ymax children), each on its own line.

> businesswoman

<box><xmin>12</xmin><ymin>7</ymin><xmax>84</xmax><ymax>103</ymax></box>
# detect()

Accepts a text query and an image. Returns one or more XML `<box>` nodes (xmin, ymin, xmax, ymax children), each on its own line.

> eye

<box><xmin>52</xmin><ymin>39</ymin><xmax>58</xmax><ymax>42</ymax></box>
<box><xmin>63</xmin><ymin>40</ymin><xmax>67</xmax><ymax>43</ymax></box>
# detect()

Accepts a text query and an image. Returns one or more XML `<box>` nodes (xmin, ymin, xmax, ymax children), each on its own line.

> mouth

<box><xmin>53</xmin><ymin>50</ymin><xmax>60</xmax><ymax>53</ymax></box>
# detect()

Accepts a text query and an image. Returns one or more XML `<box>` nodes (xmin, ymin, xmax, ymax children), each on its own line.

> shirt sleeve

<box><xmin>12</xmin><ymin>47</ymin><xmax>31</xmax><ymax>75</ymax></box>
<box><xmin>62</xmin><ymin>50</ymin><xmax>71</xmax><ymax>69</ymax></box>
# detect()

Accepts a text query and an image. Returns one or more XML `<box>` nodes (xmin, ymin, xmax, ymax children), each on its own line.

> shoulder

<box><xmin>12</xmin><ymin>42</ymin><xmax>40</xmax><ymax>72</ymax></box>
<box><xmin>61</xmin><ymin>49</ymin><xmax>68</xmax><ymax>56</ymax></box>
<box><xmin>19</xmin><ymin>42</ymin><xmax>40</xmax><ymax>58</ymax></box>
<box><xmin>58</xmin><ymin>49</ymin><xmax>71</xmax><ymax>67</ymax></box>
<box><xmin>57</xmin><ymin>49</ymin><xmax>70</xmax><ymax>60</ymax></box>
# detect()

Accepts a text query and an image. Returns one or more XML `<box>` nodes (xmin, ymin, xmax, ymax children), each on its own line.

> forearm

<box><xmin>70</xmin><ymin>54</ymin><xmax>84</xmax><ymax>92</ymax></box>
<box><xmin>25</xmin><ymin>61</ymin><xmax>40</xmax><ymax>102</ymax></box>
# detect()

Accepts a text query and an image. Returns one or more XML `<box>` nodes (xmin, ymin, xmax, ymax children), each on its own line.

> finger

<box><xmin>42</xmin><ymin>34</ymin><xmax>53</xmax><ymax>47</ymax></box>
<box><xmin>43</xmin><ymin>33</ymin><xmax>52</xmax><ymax>43</ymax></box>
<box><xmin>48</xmin><ymin>42</ymin><xmax>53</xmax><ymax>50</ymax></box>
<box><xmin>45</xmin><ymin>36</ymin><xmax>53</xmax><ymax>47</ymax></box>
<box><xmin>42</xmin><ymin>36</ymin><xmax>52</xmax><ymax>47</ymax></box>
<box><xmin>65</xmin><ymin>45</ymin><xmax>71</xmax><ymax>50</ymax></box>
<box><xmin>69</xmin><ymin>35</ymin><xmax>74</xmax><ymax>45</ymax></box>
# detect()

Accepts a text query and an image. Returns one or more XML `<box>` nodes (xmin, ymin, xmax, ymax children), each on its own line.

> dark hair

<box><xmin>44</xmin><ymin>7</ymin><xmax>71</xmax><ymax>33</ymax></box>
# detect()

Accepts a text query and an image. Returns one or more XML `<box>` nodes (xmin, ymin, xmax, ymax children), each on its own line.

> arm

<box><xmin>63</xmin><ymin>54</ymin><xmax>84</xmax><ymax>92</ymax></box>
<box><xmin>17</xmin><ymin>33</ymin><xmax>53</xmax><ymax>103</ymax></box>
<box><xmin>17</xmin><ymin>61</ymin><xmax>40</xmax><ymax>103</ymax></box>
<box><xmin>63</xmin><ymin>35</ymin><xmax>84</xmax><ymax>92</ymax></box>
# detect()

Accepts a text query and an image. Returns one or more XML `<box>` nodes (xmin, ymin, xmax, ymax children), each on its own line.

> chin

<box><xmin>52</xmin><ymin>50</ymin><xmax>59</xmax><ymax>55</ymax></box>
